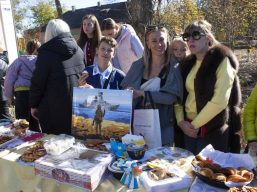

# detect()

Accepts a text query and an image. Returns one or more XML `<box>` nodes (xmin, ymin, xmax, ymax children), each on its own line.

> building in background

<box><xmin>62</xmin><ymin>2</ymin><xmax>131</xmax><ymax>39</ymax></box>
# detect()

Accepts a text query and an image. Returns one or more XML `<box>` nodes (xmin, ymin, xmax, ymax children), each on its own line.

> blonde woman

<box><xmin>121</xmin><ymin>26</ymin><xmax>183</xmax><ymax>146</ymax></box>
<box><xmin>176</xmin><ymin>20</ymin><xmax>241</xmax><ymax>154</ymax></box>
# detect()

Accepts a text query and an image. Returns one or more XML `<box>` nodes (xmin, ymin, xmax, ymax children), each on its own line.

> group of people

<box><xmin>1</xmin><ymin>14</ymin><xmax>256</xmax><ymax>155</ymax></box>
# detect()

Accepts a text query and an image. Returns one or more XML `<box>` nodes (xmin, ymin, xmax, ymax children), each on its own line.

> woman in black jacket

<box><xmin>30</xmin><ymin>19</ymin><xmax>84</xmax><ymax>135</ymax></box>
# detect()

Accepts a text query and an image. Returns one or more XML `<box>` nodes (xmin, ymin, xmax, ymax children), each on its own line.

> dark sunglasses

<box><xmin>182</xmin><ymin>31</ymin><xmax>206</xmax><ymax>41</ymax></box>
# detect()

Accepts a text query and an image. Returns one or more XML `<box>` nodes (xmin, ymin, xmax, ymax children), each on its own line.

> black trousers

<box><xmin>0</xmin><ymin>100</ymin><xmax>13</xmax><ymax>121</ymax></box>
<box><xmin>15</xmin><ymin>91</ymin><xmax>39</xmax><ymax>132</ymax></box>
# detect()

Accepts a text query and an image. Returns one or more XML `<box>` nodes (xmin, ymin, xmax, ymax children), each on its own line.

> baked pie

<box><xmin>0</xmin><ymin>135</ymin><xmax>14</xmax><ymax>145</ymax></box>
<box><xmin>20</xmin><ymin>141</ymin><xmax>46</xmax><ymax>162</ymax></box>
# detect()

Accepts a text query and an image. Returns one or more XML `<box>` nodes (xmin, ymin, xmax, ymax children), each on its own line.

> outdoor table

<box><xmin>0</xmin><ymin>134</ymin><xmax>189</xmax><ymax>192</ymax></box>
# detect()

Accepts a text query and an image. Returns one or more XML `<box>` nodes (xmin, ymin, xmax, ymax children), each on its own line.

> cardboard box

<box><xmin>140</xmin><ymin>166</ymin><xmax>192</xmax><ymax>192</ymax></box>
<box><xmin>35</xmin><ymin>150</ymin><xmax>113</xmax><ymax>191</ymax></box>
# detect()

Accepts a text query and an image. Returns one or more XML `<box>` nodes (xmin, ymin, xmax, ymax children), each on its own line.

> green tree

<box><xmin>30</xmin><ymin>0</ymin><xmax>57</xmax><ymax>27</ymax></box>
<box><xmin>12</xmin><ymin>0</ymin><xmax>27</xmax><ymax>33</ymax></box>
<box><xmin>198</xmin><ymin>0</ymin><xmax>257</xmax><ymax>48</ymax></box>
<box><xmin>156</xmin><ymin>0</ymin><xmax>202</xmax><ymax>37</ymax></box>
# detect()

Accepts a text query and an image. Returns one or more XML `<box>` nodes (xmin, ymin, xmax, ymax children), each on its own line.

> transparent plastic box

<box><xmin>44</xmin><ymin>134</ymin><xmax>75</xmax><ymax>156</ymax></box>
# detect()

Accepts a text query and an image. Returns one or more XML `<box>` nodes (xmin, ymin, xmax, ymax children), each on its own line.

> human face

<box><xmin>102</xmin><ymin>28</ymin><xmax>118</xmax><ymax>39</ymax></box>
<box><xmin>146</xmin><ymin>31</ymin><xmax>168</xmax><ymax>56</ymax></box>
<box><xmin>96</xmin><ymin>41</ymin><xmax>115</xmax><ymax>65</ymax></box>
<box><xmin>83</xmin><ymin>18</ymin><xmax>95</xmax><ymax>37</ymax></box>
<box><xmin>172</xmin><ymin>42</ymin><xmax>187</xmax><ymax>61</ymax></box>
<box><xmin>184</xmin><ymin>30</ymin><xmax>209</xmax><ymax>58</ymax></box>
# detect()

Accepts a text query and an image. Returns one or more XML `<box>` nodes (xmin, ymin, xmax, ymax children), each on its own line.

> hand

<box><xmin>78</xmin><ymin>71</ymin><xmax>89</xmax><ymax>87</ymax></box>
<box><xmin>249</xmin><ymin>142</ymin><xmax>257</xmax><ymax>153</ymax></box>
<box><xmin>31</xmin><ymin>108</ymin><xmax>39</xmax><ymax>120</ymax></box>
<box><xmin>133</xmin><ymin>90</ymin><xmax>145</xmax><ymax>98</ymax></box>
<box><xmin>125</xmin><ymin>87</ymin><xmax>144</xmax><ymax>98</ymax></box>
<box><xmin>178</xmin><ymin>120</ymin><xmax>198</xmax><ymax>138</ymax></box>
<box><xmin>79</xmin><ymin>83</ymin><xmax>94</xmax><ymax>89</ymax></box>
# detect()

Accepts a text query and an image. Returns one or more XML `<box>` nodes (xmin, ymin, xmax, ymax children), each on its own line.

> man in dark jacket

<box><xmin>30</xmin><ymin>19</ymin><xmax>84</xmax><ymax>135</ymax></box>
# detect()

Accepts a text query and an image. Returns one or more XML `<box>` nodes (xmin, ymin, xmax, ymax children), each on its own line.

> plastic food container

<box><xmin>126</xmin><ymin>144</ymin><xmax>146</xmax><ymax>160</ymax></box>
<box><xmin>44</xmin><ymin>134</ymin><xmax>75</xmax><ymax>156</ymax></box>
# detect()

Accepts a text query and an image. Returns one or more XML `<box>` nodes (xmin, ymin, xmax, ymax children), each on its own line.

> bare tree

<box><xmin>55</xmin><ymin>0</ymin><xmax>62</xmax><ymax>18</ymax></box>
<box><xmin>127</xmin><ymin>0</ymin><xmax>155</xmax><ymax>38</ymax></box>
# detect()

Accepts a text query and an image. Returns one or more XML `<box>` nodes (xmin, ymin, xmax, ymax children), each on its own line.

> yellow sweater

<box><xmin>243</xmin><ymin>84</ymin><xmax>257</xmax><ymax>141</ymax></box>
<box><xmin>175</xmin><ymin>57</ymin><xmax>236</xmax><ymax>129</ymax></box>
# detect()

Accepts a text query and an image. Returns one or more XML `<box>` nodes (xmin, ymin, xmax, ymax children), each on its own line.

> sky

<box><xmin>61</xmin><ymin>0</ymin><xmax>126</xmax><ymax>10</ymax></box>
<box><xmin>20</xmin><ymin>0</ymin><xmax>126</xmax><ymax>31</ymax></box>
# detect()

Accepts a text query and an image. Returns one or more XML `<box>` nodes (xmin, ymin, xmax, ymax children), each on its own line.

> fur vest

<box><xmin>181</xmin><ymin>45</ymin><xmax>242</xmax><ymax>152</ymax></box>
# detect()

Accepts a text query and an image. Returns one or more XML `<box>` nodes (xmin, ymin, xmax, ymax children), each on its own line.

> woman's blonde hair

<box><xmin>170</xmin><ymin>37</ymin><xmax>189</xmax><ymax>56</ymax></box>
<box><xmin>44</xmin><ymin>19</ymin><xmax>70</xmax><ymax>43</ymax></box>
<box><xmin>144</xmin><ymin>26</ymin><xmax>171</xmax><ymax>77</ymax></box>
<box><xmin>184</xmin><ymin>20</ymin><xmax>219</xmax><ymax>47</ymax></box>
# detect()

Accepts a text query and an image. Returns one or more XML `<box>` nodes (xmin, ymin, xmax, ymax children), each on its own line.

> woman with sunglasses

<box><xmin>101</xmin><ymin>18</ymin><xmax>144</xmax><ymax>74</ymax></box>
<box><xmin>121</xmin><ymin>26</ymin><xmax>183</xmax><ymax>146</ymax></box>
<box><xmin>175</xmin><ymin>20</ymin><xmax>241</xmax><ymax>154</ymax></box>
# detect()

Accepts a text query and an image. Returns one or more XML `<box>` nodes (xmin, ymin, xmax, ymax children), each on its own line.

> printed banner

<box><xmin>72</xmin><ymin>87</ymin><xmax>132</xmax><ymax>140</ymax></box>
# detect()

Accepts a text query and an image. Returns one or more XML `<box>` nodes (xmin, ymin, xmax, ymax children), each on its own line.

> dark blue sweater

<box><xmin>85</xmin><ymin>65</ymin><xmax>125</xmax><ymax>90</ymax></box>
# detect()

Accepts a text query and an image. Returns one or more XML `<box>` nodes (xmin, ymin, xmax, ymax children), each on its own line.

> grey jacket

<box><xmin>121</xmin><ymin>57</ymin><xmax>183</xmax><ymax>146</ymax></box>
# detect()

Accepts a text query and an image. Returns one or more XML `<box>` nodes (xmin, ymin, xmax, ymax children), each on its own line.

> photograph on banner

<box><xmin>72</xmin><ymin>87</ymin><xmax>132</xmax><ymax>140</ymax></box>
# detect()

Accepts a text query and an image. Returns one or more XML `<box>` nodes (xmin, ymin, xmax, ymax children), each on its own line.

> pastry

<box><xmin>0</xmin><ymin>136</ymin><xmax>14</xmax><ymax>145</ymax></box>
<box><xmin>212</xmin><ymin>173</ymin><xmax>227</xmax><ymax>182</ymax></box>
<box><xmin>195</xmin><ymin>154</ymin><xmax>206</xmax><ymax>161</ymax></box>
<box><xmin>192</xmin><ymin>160</ymin><xmax>200</xmax><ymax>167</ymax></box>
<box><xmin>237</xmin><ymin>167</ymin><xmax>249</xmax><ymax>172</ymax></box>
<box><xmin>20</xmin><ymin>141</ymin><xmax>46</xmax><ymax>162</ymax></box>
<box><xmin>204</xmin><ymin>163</ymin><xmax>222</xmax><ymax>173</ymax></box>
<box><xmin>149</xmin><ymin>168</ymin><xmax>167</xmax><ymax>180</ymax></box>
<box><xmin>226</xmin><ymin>174</ymin><xmax>248</xmax><ymax>182</ymax></box>
<box><xmin>238</xmin><ymin>170</ymin><xmax>254</xmax><ymax>181</ymax></box>
<box><xmin>199</xmin><ymin>167</ymin><xmax>214</xmax><ymax>178</ymax></box>
<box><xmin>11</xmin><ymin>119</ymin><xmax>29</xmax><ymax>136</ymax></box>
<box><xmin>148</xmin><ymin>168</ymin><xmax>176</xmax><ymax>181</ymax></box>
<box><xmin>228</xmin><ymin>186</ymin><xmax>257</xmax><ymax>192</ymax></box>
<box><xmin>219</xmin><ymin>167</ymin><xmax>237</xmax><ymax>176</ymax></box>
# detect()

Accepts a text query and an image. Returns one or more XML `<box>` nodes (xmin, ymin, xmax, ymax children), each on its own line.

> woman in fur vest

<box><xmin>175</xmin><ymin>20</ymin><xmax>241</xmax><ymax>154</ymax></box>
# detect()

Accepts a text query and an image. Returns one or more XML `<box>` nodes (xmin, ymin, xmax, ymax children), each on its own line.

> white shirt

<box><xmin>92</xmin><ymin>64</ymin><xmax>113</xmax><ymax>88</ymax></box>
